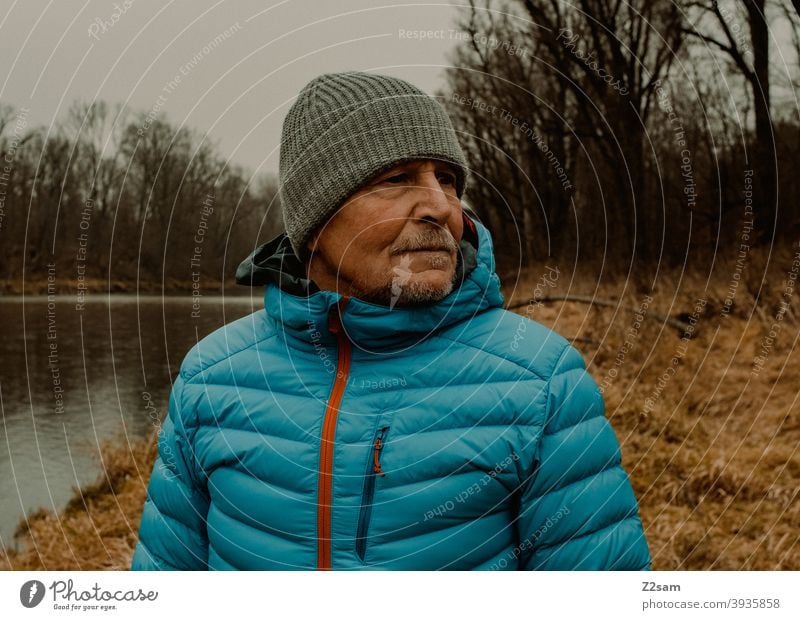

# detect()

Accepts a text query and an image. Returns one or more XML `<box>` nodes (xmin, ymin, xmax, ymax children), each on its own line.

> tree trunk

<box><xmin>746</xmin><ymin>0</ymin><xmax>777</xmax><ymax>244</ymax></box>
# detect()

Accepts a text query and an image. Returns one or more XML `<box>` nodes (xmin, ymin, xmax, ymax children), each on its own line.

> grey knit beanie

<box><xmin>279</xmin><ymin>70</ymin><xmax>471</xmax><ymax>261</ymax></box>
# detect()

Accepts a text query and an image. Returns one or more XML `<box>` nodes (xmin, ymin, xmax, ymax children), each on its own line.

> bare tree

<box><xmin>445</xmin><ymin>0</ymin><xmax>685</xmax><ymax>266</ymax></box>
<box><xmin>682</xmin><ymin>0</ymin><xmax>777</xmax><ymax>243</ymax></box>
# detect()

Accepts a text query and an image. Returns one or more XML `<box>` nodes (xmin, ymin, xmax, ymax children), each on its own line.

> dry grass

<box><xmin>0</xmin><ymin>276</ymin><xmax>243</xmax><ymax>295</ymax></box>
<box><xmin>505</xmin><ymin>244</ymin><xmax>800</xmax><ymax>569</ymax></box>
<box><xmin>0</xmin><ymin>432</ymin><xmax>157</xmax><ymax>570</ymax></box>
<box><xmin>2</xmin><ymin>244</ymin><xmax>798</xmax><ymax>570</ymax></box>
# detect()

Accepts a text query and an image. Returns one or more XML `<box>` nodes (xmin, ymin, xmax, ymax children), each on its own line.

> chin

<box><xmin>354</xmin><ymin>265</ymin><xmax>457</xmax><ymax>307</ymax></box>
<box><xmin>396</xmin><ymin>266</ymin><xmax>451</xmax><ymax>287</ymax></box>
<box><xmin>391</xmin><ymin>270</ymin><xmax>456</xmax><ymax>306</ymax></box>
<box><xmin>416</xmin><ymin>268</ymin><xmax>453</xmax><ymax>286</ymax></box>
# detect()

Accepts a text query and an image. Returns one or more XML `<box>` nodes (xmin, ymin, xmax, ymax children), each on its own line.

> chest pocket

<box><xmin>352</xmin><ymin>421</ymin><xmax>524</xmax><ymax>565</ymax></box>
<box><xmin>355</xmin><ymin>424</ymin><xmax>389</xmax><ymax>561</ymax></box>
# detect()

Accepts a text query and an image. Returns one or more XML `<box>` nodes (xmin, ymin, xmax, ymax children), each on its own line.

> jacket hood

<box><xmin>235</xmin><ymin>212</ymin><xmax>505</xmax><ymax>350</ymax></box>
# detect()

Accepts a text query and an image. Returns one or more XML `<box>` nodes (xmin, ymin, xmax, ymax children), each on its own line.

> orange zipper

<box><xmin>373</xmin><ymin>436</ymin><xmax>385</xmax><ymax>476</ymax></box>
<box><xmin>317</xmin><ymin>295</ymin><xmax>351</xmax><ymax>570</ymax></box>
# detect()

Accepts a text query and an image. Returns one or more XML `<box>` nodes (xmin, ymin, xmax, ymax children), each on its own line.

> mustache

<box><xmin>391</xmin><ymin>229</ymin><xmax>458</xmax><ymax>254</ymax></box>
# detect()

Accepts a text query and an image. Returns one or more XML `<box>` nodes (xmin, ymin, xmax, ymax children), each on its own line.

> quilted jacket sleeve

<box><xmin>131</xmin><ymin>373</ymin><xmax>210</xmax><ymax>570</ymax></box>
<box><xmin>516</xmin><ymin>344</ymin><xmax>651</xmax><ymax>570</ymax></box>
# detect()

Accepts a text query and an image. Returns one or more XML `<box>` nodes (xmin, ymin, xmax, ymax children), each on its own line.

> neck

<box><xmin>305</xmin><ymin>252</ymin><xmax>353</xmax><ymax>296</ymax></box>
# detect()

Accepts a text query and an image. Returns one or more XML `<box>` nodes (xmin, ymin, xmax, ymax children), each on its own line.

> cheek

<box><xmin>336</xmin><ymin>199</ymin><xmax>401</xmax><ymax>249</ymax></box>
<box><xmin>450</xmin><ymin>211</ymin><xmax>465</xmax><ymax>242</ymax></box>
<box><xmin>351</xmin><ymin>218</ymin><xmax>403</xmax><ymax>255</ymax></box>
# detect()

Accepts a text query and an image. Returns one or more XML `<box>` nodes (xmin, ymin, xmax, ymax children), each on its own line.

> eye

<box><xmin>382</xmin><ymin>173</ymin><xmax>408</xmax><ymax>184</ymax></box>
<box><xmin>438</xmin><ymin>172</ymin><xmax>457</xmax><ymax>186</ymax></box>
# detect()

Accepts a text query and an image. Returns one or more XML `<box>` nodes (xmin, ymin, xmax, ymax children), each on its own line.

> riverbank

<box><xmin>0</xmin><ymin>431</ymin><xmax>155</xmax><ymax>570</ymax></box>
<box><xmin>2</xmin><ymin>246</ymin><xmax>799</xmax><ymax>570</ymax></box>
<box><xmin>1</xmin><ymin>277</ymin><xmax>248</xmax><ymax>295</ymax></box>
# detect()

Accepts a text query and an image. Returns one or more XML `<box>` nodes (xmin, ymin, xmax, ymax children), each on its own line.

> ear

<box><xmin>306</xmin><ymin>230</ymin><xmax>320</xmax><ymax>254</ymax></box>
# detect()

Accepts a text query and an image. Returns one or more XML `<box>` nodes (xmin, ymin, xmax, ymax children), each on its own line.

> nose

<box><xmin>413</xmin><ymin>170</ymin><xmax>455</xmax><ymax>226</ymax></box>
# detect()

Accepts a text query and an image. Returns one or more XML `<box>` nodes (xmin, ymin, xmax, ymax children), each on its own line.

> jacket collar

<box><xmin>235</xmin><ymin>212</ymin><xmax>505</xmax><ymax>350</ymax></box>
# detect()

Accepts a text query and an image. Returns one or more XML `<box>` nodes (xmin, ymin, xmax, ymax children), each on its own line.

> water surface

<box><xmin>0</xmin><ymin>292</ymin><xmax>262</xmax><ymax>551</ymax></box>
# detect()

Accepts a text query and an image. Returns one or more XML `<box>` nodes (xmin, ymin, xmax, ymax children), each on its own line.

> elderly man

<box><xmin>131</xmin><ymin>70</ymin><xmax>651</xmax><ymax>570</ymax></box>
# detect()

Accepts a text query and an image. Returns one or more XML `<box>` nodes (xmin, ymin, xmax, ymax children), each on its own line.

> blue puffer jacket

<box><xmin>131</xmin><ymin>212</ymin><xmax>651</xmax><ymax>570</ymax></box>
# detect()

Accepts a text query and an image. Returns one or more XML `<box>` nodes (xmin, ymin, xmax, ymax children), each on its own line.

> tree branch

<box><xmin>505</xmin><ymin>293</ymin><xmax>696</xmax><ymax>336</ymax></box>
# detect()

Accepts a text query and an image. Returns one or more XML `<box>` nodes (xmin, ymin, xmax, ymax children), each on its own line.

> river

<box><xmin>0</xmin><ymin>293</ymin><xmax>261</xmax><ymax>551</ymax></box>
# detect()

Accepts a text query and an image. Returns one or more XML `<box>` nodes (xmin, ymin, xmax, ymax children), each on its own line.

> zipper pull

<box><xmin>373</xmin><ymin>435</ymin><xmax>386</xmax><ymax>477</ymax></box>
<box><xmin>328</xmin><ymin>307</ymin><xmax>341</xmax><ymax>334</ymax></box>
<box><xmin>328</xmin><ymin>296</ymin><xmax>350</xmax><ymax>334</ymax></box>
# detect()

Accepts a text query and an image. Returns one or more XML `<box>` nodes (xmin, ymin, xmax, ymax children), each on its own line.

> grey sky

<box><xmin>0</xmin><ymin>0</ymin><xmax>467</xmax><ymax>178</ymax></box>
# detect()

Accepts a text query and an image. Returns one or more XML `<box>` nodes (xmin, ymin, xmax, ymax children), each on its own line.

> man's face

<box><xmin>305</xmin><ymin>159</ymin><xmax>464</xmax><ymax>308</ymax></box>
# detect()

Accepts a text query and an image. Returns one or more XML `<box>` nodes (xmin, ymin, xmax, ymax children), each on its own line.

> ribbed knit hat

<box><xmin>279</xmin><ymin>70</ymin><xmax>471</xmax><ymax>261</ymax></box>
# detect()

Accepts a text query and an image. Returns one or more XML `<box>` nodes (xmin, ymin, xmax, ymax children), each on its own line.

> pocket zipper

<box><xmin>355</xmin><ymin>425</ymin><xmax>388</xmax><ymax>561</ymax></box>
